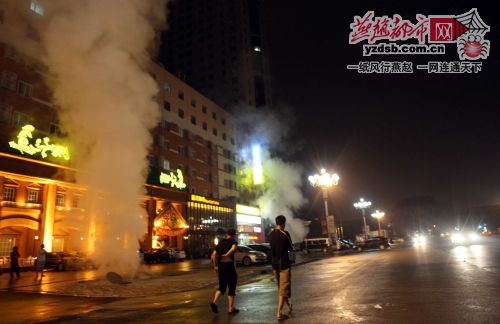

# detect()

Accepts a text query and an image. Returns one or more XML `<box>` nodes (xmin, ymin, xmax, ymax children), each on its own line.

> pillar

<box><xmin>41</xmin><ymin>183</ymin><xmax>56</xmax><ymax>252</ymax></box>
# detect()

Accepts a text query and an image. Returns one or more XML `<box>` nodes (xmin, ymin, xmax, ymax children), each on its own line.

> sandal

<box><xmin>229</xmin><ymin>308</ymin><xmax>239</xmax><ymax>314</ymax></box>
<box><xmin>210</xmin><ymin>302</ymin><xmax>218</xmax><ymax>314</ymax></box>
<box><xmin>277</xmin><ymin>314</ymin><xmax>288</xmax><ymax>321</ymax></box>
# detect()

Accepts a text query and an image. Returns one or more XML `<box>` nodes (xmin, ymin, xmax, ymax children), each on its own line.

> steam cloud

<box><xmin>234</xmin><ymin>105</ymin><xmax>308</xmax><ymax>242</ymax></box>
<box><xmin>38</xmin><ymin>0</ymin><xmax>166</xmax><ymax>275</ymax></box>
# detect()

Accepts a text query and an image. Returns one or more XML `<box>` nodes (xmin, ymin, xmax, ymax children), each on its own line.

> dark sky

<box><xmin>263</xmin><ymin>0</ymin><xmax>500</xmax><ymax>225</ymax></box>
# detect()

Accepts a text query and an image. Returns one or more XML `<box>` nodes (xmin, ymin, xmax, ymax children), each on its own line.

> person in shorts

<box><xmin>210</xmin><ymin>229</ymin><xmax>239</xmax><ymax>314</ymax></box>
<box><xmin>35</xmin><ymin>244</ymin><xmax>47</xmax><ymax>279</ymax></box>
<box><xmin>270</xmin><ymin>215</ymin><xmax>293</xmax><ymax>320</ymax></box>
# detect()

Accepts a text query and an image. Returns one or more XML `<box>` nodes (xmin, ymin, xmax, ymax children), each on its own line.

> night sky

<box><xmin>262</xmin><ymin>1</ymin><xmax>500</xmax><ymax>231</ymax></box>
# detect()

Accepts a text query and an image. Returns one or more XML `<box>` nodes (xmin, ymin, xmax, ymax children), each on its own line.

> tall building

<box><xmin>161</xmin><ymin>0</ymin><xmax>272</xmax><ymax>110</ymax></box>
<box><xmin>0</xmin><ymin>0</ymin><xmax>240</xmax><ymax>260</ymax></box>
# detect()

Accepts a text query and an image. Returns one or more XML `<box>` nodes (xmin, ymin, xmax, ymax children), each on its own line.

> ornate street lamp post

<box><xmin>354</xmin><ymin>198</ymin><xmax>372</xmax><ymax>239</ymax></box>
<box><xmin>308</xmin><ymin>169</ymin><xmax>340</xmax><ymax>243</ymax></box>
<box><xmin>371</xmin><ymin>210</ymin><xmax>385</xmax><ymax>237</ymax></box>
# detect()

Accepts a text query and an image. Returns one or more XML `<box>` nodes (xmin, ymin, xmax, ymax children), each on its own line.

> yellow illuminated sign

<box><xmin>9</xmin><ymin>125</ymin><xmax>70</xmax><ymax>160</ymax></box>
<box><xmin>191</xmin><ymin>194</ymin><xmax>220</xmax><ymax>206</ymax></box>
<box><xmin>236</xmin><ymin>204</ymin><xmax>260</xmax><ymax>216</ymax></box>
<box><xmin>159</xmin><ymin>169</ymin><xmax>187</xmax><ymax>189</ymax></box>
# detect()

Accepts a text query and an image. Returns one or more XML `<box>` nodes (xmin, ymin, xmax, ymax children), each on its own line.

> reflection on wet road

<box><xmin>1</xmin><ymin>236</ymin><xmax>499</xmax><ymax>323</ymax></box>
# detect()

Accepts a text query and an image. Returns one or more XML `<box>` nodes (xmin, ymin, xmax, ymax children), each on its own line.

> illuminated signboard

<box><xmin>9</xmin><ymin>124</ymin><xmax>70</xmax><ymax>160</ymax></box>
<box><xmin>237</xmin><ymin>214</ymin><xmax>262</xmax><ymax>225</ymax></box>
<box><xmin>236</xmin><ymin>204</ymin><xmax>260</xmax><ymax>216</ymax></box>
<box><xmin>191</xmin><ymin>194</ymin><xmax>220</xmax><ymax>205</ymax></box>
<box><xmin>159</xmin><ymin>169</ymin><xmax>187</xmax><ymax>189</ymax></box>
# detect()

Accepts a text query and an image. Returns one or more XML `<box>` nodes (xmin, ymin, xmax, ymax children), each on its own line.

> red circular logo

<box><xmin>464</xmin><ymin>41</ymin><xmax>482</xmax><ymax>58</ymax></box>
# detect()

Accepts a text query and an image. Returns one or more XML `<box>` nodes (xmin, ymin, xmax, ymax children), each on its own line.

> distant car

<box><xmin>235</xmin><ymin>246</ymin><xmax>268</xmax><ymax>266</ymax></box>
<box><xmin>354</xmin><ymin>237</ymin><xmax>390</xmax><ymax>251</ymax></box>
<box><xmin>44</xmin><ymin>252</ymin><xmax>67</xmax><ymax>271</ymax></box>
<box><xmin>43</xmin><ymin>252</ymin><xmax>95</xmax><ymax>271</ymax></box>
<box><xmin>449</xmin><ymin>231</ymin><xmax>481</xmax><ymax>245</ymax></box>
<box><xmin>171</xmin><ymin>249</ymin><xmax>186</xmax><ymax>261</ymax></box>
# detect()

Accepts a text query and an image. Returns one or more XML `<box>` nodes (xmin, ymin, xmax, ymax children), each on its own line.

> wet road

<box><xmin>2</xmin><ymin>236</ymin><xmax>500</xmax><ymax>323</ymax></box>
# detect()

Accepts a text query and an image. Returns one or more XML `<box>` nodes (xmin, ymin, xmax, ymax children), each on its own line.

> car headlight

<box><xmin>451</xmin><ymin>233</ymin><xmax>464</xmax><ymax>243</ymax></box>
<box><xmin>468</xmin><ymin>233</ymin><xmax>479</xmax><ymax>240</ymax></box>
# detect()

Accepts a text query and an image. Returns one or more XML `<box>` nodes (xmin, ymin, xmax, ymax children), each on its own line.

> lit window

<box><xmin>164</xmin><ymin>82</ymin><xmax>171</xmax><ymax>92</ymax></box>
<box><xmin>27</xmin><ymin>189</ymin><xmax>39</xmax><ymax>203</ymax></box>
<box><xmin>3</xmin><ymin>186</ymin><xmax>16</xmax><ymax>202</ymax></box>
<box><xmin>253</xmin><ymin>46</ymin><xmax>261</xmax><ymax>52</ymax></box>
<box><xmin>56</xmin><ymin>193</ymin><xmax>65</xmax><ymax>207</ymax></box>
<box><xmin>30</xmin><ymin>0</ymin><xmax>44</xmax><ymax>16</ymax></box>
<box><xmin>163</xmin><ymin>159</ymin><xmax>170</xmax><ymax>170</ymax></box>
<box><xmin>11</xmin><ymin>111</ymin><xmax>29</xmax><ymax>127</ymax></box>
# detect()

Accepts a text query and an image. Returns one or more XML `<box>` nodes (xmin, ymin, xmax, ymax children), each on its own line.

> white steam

<box><xmin>39</xmin><ymin>1</ymin><xmax>166</xmax><ymax>275</ymax></box>
<box><xmin>234</xmin><ymin>104</ymin><xmax>308</xmax><ymax>243</ymax></box>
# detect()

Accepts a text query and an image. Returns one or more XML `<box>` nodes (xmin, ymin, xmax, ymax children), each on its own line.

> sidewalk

<box><xmin>0</xmin><ymin>252</ymin><xmax>336</xmax><ymax>298</ymax></box>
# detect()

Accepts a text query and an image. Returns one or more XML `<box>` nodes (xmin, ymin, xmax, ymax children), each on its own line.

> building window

<box><xmin>163</xmin><ymin>139</ymin><xmax>170</xmax><ymax>150</ymax></box>
<box><xmin>230</xmin><ymin>138</ymin><xmax>235</xmax><ymax>145</ymax></box>
<box><xmin>0</xmin><ymin>102</ymin><xmax>12</xmax><ymax>123</ymax></box>
<box><xmin>164</xmin><ymin>82</ymin><xmax>171</xmax><ymax>92</ymax></box>
<box><xmin>27</xmin><ymin>189</ymin><xmax>39</xmax><ymax>203</ymax></box>
<box><xmin>212</xmin><ymin>112</ymin><xmax>217</xmax><ymax>120</ymax></box>
<box><xmin>11</xmin><ymin>111</ymin><xmax>30</xmax><ymax>127</ymax></box>
<box><xmin>212</xmin><ymin>128</ymin><xmax>218</xmax><ymax>136</ymax></box>
<box><xmin>202</xmin><ymin>106</ymin><xmax>207</xmax><ymax>113</ymax></box>
<box><xmin>178</xmin><ymin>90</ymin><xmax>184</xmax><ymax>100</ymax></box>
<box><xmin>190</xmin><ymin>99</ymin><xmax>196</xmax><ymax>107</ymax></box>
<box><xmin>50</xmin><ymin>123</ymin><xmax>61</xmax><ymax>136</ymax></box>
<box><xmin>190</xmin><ymin>116</ymin><xmax>196</xmax><ymax>125</ymax></box>
<box><xmin>178</xmin><ymin>108</ymin><xmax>184</xmax><ymax>118</ymax></box>
<box><xmin>189</xmin><ymin>148</ymin><xmax>196</xmax><ymax>159</ymax></box>
<box><xmin>202</xmin><ymin>122</ymin><xmax>207</xmax><ymax>131</ymax></box>
<box><xmin>3</xmin><ymin>186</ymin><xmax>15</xmax><ymax>202</ymax></box>
<box><xmin>30</xmin><ymin>0</ymin><xmax>44</xmax><ymax>16</ymax></box>
<box><xmin>73</xmin><ymin>196</ymin><xmax>80</xmax><ymax>208</ymax></box>
<box><xmin>164</xmin><ymin>101</ymin><xmax>171</xmax><ymax>111</ymax></box>
<box><xmin>179</xmin><ymin>128</ymin><xmax>185</xmax><ymax>137</ymax></box>
<box><xmin>222</xmin><ymin>133</ymin><xmax>227</xmax><ymax>141</ymax></box>
<box><xmin>222</xmin><ymin>118</ymin><xmax>226</xmax><ymax>125</ymax></box>
<box><xmin>163</xmin><ymin>159</ymin><xmax>170</xmax><ymax>170</ymax></box>
<box><xmin>17</xmin><ymin>81</ymin><xmax>32</xmax><ymax>97</ymax></box>
<box><xmin>52</xmin><ymin>237</ymin><xmax>64</xmax><ymax>252</ymax></box>
<box><xmin>0</xmin><ymin>70</ymin><xmax>18</xmax><ymax>90</ymax></box>
<box><xmin>0</xmin><ymin>237</ymin><xmax>16</xmax><ymax>257</ymax></box>
<box><xmin>56</xmin><ymin>193</ymin><xmax>65</xmax><ymax>207</ymax></box>
<box><xmin>178</xmin><ymin>146</ymin><xmax>185</xmax><ymax>156</ymax></box>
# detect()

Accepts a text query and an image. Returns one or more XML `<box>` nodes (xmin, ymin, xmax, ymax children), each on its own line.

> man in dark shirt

<box><xmin>210</xmin><ymin>229</ymin><xmax>239</xmax><ymax>314</ymax></box>
<box><xmin>10</xmin><ymin>246</ymin><xmax>20</xmax><ymax>279</ymax></box>
<box><xmin>269</xmin><ymin>215</ymin><xmax>293</xmax><ymax>320</ymax></box>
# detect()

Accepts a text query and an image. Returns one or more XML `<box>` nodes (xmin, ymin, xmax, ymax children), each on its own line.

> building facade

<box><xmin>161</xmin><ymin>0</ymin><xmax>272</xmax><ymax>110</ymax></box>
<box><xmin>0</xmin><ymin>0</ymin><xmax>240</xmax><ymax>262</ymax></box>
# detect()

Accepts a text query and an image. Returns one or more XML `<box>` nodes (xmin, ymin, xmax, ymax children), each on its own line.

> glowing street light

<box><xmin>308</xmin><ymin>168</ymin><xmax>340</xmax><ymax>243</ymax></box>
<box><xmin>371</xmin><ymin>210</ymin><xmax>385</xmax><ymax>237</ymax></box>
<box><xmin>354</xmin><ymin>198</ymin><xmax>372</xmax><ymax>239</ymax></box>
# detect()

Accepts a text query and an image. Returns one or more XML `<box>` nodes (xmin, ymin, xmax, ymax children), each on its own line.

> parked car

<box><xmin>170</xmin><ymin>249</ymin><xmax>186</xmax><ymax>261</ymax></box>
<box><xmin>235</xmin><ymin>246</ymin><xmax>268</xmax><ymax>266</ymax></box>
<box><xmin>247</xmin><ymin>243</ymin><xmax>272</xmax><ymax>262</ymax></box>
<box><xmin>354</xmin><ymin>237</ymin><xmax>390</xmax><ymax>251</ymax></box>
<box><xmin>143</xmin><ymin>249</ymin><xmax>172</xmax><ymax>264</ymax></box>
<box><xmin>303</xmin><ymin>237</ymin><xmax>332</xmax><ymax>253</ymax></box>
<box><xmin>338</xmin><ymin>238</ymin><xmax>355</xmax><ymax>250</ymax></box>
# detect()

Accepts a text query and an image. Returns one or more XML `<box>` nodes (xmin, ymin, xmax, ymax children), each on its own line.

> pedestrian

<box><xmin>210</xmin><ymin>229</ymin><xmax>239</xmax><ymax>314</ymax></box>
<box><xmin>270</xmin><ymin>215</ymin><xmax>293</xmax><ymax>320</ymax></box>
<box><xmin>35</xmin><ymin>244</ymin><xmax>47</xmax><ymax>279</ymax></box>
<box><xmin>10</xmin><ymin>246</ymin><xmax>20</xmax><ymax>279</ymax></box>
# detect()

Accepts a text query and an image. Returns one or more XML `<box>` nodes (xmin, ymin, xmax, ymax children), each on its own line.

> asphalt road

<box><xmin>1</xmin><ymin>236</ymin><xmax>499</xmax><ymax>323</ymax></box>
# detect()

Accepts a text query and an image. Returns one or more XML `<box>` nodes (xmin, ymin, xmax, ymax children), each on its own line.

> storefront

<box><xmin>236</xmin><ymin>204</ymin><xmax>263</xmax><ymax>245</ymax></box>
<box><xmin>186</xmin><ymin>194</ymin><xmax>235</xmax><ymax>258</ymax></box>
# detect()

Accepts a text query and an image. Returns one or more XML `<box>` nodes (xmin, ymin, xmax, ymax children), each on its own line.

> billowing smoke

<box><xmin>234</xmin><ymin>104</ymin><xmax>308</xmax><ymax>242</ymax></box>
<box><xmin>38</xmin><ymin>1</ymin><xmax>166</xmax><ymax>276</ymax></box>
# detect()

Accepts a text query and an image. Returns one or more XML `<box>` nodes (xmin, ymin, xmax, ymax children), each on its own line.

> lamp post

<box><xmin>308</xmin><ymin>168</ymin><xmax>340</xmax><ymax>243</ymax></box>
<box><xmin>371</xmin><ymin>210</ymin><xmax>385</xmax><ymax>237</ymax></box>
<box><xmin>353</xmin><ymin>198</ymin><xmax>371</xmax><ymax>239</ymax></box>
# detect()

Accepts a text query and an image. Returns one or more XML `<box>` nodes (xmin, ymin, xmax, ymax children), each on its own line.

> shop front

<box><xmin>186</xmin><ymin>194</ymin><xmax>235</xmax><ymax>258</ymax></box>
<box><xmin>236</xmin><ymin>204</ymin><xmax>263</xmax><ymax>245</ymax></box>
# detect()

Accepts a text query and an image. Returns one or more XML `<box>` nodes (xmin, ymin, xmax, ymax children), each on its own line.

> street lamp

<box><xmin>353</xmin><ymin>198</ymin><xmax>371</xmax><ymax>239</ymax></box>
<box><xmin>371</xmin><ymin>210</ymin><xmax>385</xmax><ymax>237</ymax></box>
<box><xmin>308</xmin><ymin>168</ymin><xmax>340</xmax><ymax>243</ymax></box>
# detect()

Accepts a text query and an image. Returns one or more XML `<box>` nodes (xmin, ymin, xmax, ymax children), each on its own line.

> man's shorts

<box><xmin>274</xmin><ymin>267</ymin><xmax>291</xmax><ymax>298</ymax></box>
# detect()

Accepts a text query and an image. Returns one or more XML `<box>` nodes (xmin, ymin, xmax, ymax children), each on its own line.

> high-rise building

<box><xmin>161</xmin><ymin>0</ymin><xmax>272</xmax><ymax>110</ymax></box>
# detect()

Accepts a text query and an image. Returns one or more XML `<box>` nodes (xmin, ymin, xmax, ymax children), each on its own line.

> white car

<box><xmin>450</xmin><ymin>232</ymin><xmax>480</xmax><ymax>245</ymax></box>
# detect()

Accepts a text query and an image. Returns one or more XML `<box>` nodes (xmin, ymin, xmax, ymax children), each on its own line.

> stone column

<box><xmin>41</xmin><ymin>183</ymin><xmax>56</xmax><ymax>252</ymax></box>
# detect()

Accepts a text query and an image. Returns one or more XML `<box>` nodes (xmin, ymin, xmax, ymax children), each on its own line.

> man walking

<box><xmin>270</xmin><ymin>215</ymin><xmax>293</xmax><ymax>320</ymax></box>
<box><xmin>35</xmin><ymin>244</ymin><xmax>47</xmax><ymax>279</ymax></box>
<box><xmin>210</xmin><ymin>229</ymin><xmax>239</xmax><ymax>314</ymax></box>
